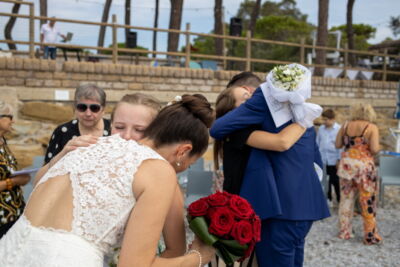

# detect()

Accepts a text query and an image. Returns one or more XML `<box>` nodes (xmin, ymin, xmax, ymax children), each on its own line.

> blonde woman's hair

<box><xmin>349</xmin><ymin>103</ymin><xmax>377</xmax><ymax>122</ymax></box>
<box><xmin>111</xmin><ymin>93</ymin><xmax>161</xmax><ymax>122</ymax></box>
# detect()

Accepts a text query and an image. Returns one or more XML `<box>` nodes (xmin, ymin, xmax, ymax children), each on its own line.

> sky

<box><xmin>0</xmin><ymin>0</ymin><xmax>398</xmax><ymax>53</ymax></box>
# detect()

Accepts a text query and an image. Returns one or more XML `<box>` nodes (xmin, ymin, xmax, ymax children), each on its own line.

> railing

<box><xmin>1</xmin><ymin>0</ymin><xmax>400</xmax><ymax>81</ymax></box>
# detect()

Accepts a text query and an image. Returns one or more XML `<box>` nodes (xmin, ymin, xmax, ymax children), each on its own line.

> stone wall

<box><xmin>0</xmin><ymin>57</ymin><xmax>398</xmax><ymax>168</ymax></box>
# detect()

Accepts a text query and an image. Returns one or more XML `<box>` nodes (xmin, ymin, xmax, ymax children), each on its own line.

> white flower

<box><xmin>174</xmin><ymin>95</ymin><xmax>182</xmax><ymax>102</ymax></box>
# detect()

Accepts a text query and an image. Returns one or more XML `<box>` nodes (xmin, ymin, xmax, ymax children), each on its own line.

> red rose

<box><xmin>208</xmin><ymin>207</ymin><xmax>235</xmax><ymax>236</ymax></box>
<box><xmin>231</xmin><ymin>220</ymin><xmax>254</xmax><ymax>245</ymax></box>
<box><xmin>188</xmin><ymin>198</ymin><xmax>209</xmax><ymax>217</ymax></box>
<box><xmin>207</xmin><ymin>191</ymin><xmax>229</xmax><ymax>207</ymax></box>
<box><xmin>229</xmin><ymin>195</ymin><xmax>254</xmax><ymax>219</ymax></box>
<box><xmin>252</xmin><ymin>215</ymin><xmax>261</xmax><ymax>242</ymax></box>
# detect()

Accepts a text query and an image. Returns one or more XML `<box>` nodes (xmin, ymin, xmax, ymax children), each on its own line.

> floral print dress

<box><xmin>337</xmin><ymin>123</ymin><xmax>382</xmax><ymax>245</ymax></box>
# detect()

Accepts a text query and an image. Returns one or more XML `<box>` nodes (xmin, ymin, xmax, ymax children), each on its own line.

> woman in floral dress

<box><xmin>335</xmin><ymin>103</ymin><xmax>382</xmax><ymax>245</ymax></box>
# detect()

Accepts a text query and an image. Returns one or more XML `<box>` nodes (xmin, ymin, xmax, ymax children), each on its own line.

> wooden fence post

<box><xmin>185</xmin><ymin>23</ymin><xmax>191</xmax><ymax>68</ymax></box>
<box><xmin>343</xmin><ymin>44</ymin><xmax>348</xmax><ymax>79</ymax></box>
<box><xmin>246</xmin><ymin>30</ymin><xmax>251</xmax><ymax>71</ymax></box>
<box><xmin>112</xmin><ymin>14</ymin><xmax>117</xmax><ymax>64</ymax></box>
<box><xmin>383</xmin><ymin>48</ymin><xmax>388</xmax><ymax>81</ymax></box>
<box><xmin>29</xmin><ymin>3</ymin><xmax>34</xmax><ymax>58</ymax></box>
<box><xmin>300</xmin><ymin>38</ymin><xmax>305</xmax><ymax>65</ymax></box>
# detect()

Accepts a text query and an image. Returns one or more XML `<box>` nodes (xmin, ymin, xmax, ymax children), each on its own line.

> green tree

<box><xmin>330</xmin><ymin>24</ymin><xmax>376</xmax><ymax>51</ymax></box>
<box><xmin>389</xmin><ymin>16</ymin><xmax>400</xmax><ymax>36</ymax></box>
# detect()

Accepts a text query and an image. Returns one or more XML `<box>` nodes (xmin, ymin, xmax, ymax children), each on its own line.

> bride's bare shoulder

<box><xmin>133</xmin><ymin>159</ymin><xmax>176</xmax><ymax>194</ymax></box>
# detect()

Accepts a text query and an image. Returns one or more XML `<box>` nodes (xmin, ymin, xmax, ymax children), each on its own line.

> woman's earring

<box><xmin>176</xmin><ymin>162</ymin><xmax>181</xmax><ymax>167</ymax></box>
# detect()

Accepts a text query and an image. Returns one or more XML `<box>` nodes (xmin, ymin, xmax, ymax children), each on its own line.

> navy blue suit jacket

<box><xmin>211</xmin><ymin>88</ymin><xmax>330</xmax><ymax>221</ymax></box>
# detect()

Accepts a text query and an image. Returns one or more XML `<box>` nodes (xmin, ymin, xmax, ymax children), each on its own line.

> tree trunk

<box><xmin>125</xmin><ymin>0</ymin><xmax>131</xmax><ymax>46</ymax></box>
<box><xmin>152</xmin><ymin>0</ymin><xmax>160</xmax><ymax>58</ymax></box>
<box><xmin>314</xmin><ymin>0</ymin><xmax>329</xmax><ymax>76</ymax></box>
<box><xmin>39</xmin><ymin>0</ymin><xmax>47</xmax><ymax>27</ymax></box>
<box><xmin>4</xmin><ymin>3</ymin><xmax>21</xmax><ymax>50</ymax></box>
<box><xmin>167</xmin><ymin>0</ymin><xmax>184</xmax><ymax>52</ymax></box>
<box><xmin>214</xmin><ymin>0</ymin><xmax>223</xmax><ymax>56</ymax></box>
<box><xmin>248</xmin><ymin>0</ymin><xmax>261</xmax><ymax>37</ymax></box>
<box><xmin>346</xmin><ymin>0</ymin><xmax>356</xmax><ymax>66</ymax></box>
<box><xmin>98</xmin><ymin>0</ymin><xmax>113</xmax><ymax>53</ymax></box>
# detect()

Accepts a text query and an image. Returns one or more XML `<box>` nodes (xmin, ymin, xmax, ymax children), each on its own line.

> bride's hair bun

<box><xmin>144</xmin><ymin>94</ymin><xmax>215</xmax><ymax>156</ymax></box>
<box><xmin>180</xmin><ymin>94</ymin><xmax>214</xmax><ymax>128</ymax></box>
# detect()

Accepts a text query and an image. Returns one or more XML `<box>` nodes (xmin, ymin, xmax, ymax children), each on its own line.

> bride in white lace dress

<box><xmin>0</xmin><ymin>94</ymin><xmax>215</xmax><ymax>267</ymax></box>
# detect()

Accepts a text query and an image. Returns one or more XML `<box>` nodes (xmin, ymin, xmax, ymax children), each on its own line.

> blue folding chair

<box><xmin>378</xmin><ymin>155</ymin><xmax>400</xmax><ymax>207</ymax></box>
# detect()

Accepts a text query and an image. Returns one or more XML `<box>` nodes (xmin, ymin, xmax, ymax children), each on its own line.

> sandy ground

<box><xmin>304</xmin><ymin>186</ymin><xmax>400</xmax><ymax>267</ymax></box>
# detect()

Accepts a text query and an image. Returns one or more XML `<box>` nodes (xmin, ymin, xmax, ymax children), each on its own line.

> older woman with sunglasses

<box><xmin>0</xmin><ymin>101</ymin><xmax>31</xmax><ymax>238</ymax></box>
<box><xmin>44</xmin><ymin>84</ymin><xmax>111</xmax><ymax>164</ymax></box>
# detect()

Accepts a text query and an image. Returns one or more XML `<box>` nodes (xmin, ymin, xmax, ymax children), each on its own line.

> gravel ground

<box><xmin>304</xmin><ymin>186</ymin><xmax>400</xmax><ymax>267</ymax></box>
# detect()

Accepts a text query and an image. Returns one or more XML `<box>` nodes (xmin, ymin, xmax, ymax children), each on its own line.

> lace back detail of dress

<box><xmin>36</xmin><ymin>135</ymin><xmax>164</xmax><ymax>253</ymax></box>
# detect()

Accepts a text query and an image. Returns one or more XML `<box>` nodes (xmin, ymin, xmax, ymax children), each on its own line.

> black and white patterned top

<box><xmin>44</xmin><ymin>119</ymin><xmax>111</xmax><ymax>164</ymax></box>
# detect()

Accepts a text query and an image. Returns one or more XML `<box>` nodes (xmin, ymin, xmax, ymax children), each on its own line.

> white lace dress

<box><xmin>0</xmin><ymin>135</ymin><xmax>164</xmax><ymax>267</ymax></box>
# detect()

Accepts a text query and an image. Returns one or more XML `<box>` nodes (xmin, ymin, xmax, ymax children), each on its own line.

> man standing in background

<box><xmin>40</xmin><ymin>17</ymin><xmax>66</xmax><ymax>60</ymax></box>
<box><xmin>317</xmin><ymin>109</ymin><xmax>342</xmax><ymax>203</ymax></box>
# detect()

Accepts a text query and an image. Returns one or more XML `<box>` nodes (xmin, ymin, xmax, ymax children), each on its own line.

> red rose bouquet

<box><xmin>187</xmin><ymin>191</ymin><xmax>261</xmax><ymax>265</ymax></box>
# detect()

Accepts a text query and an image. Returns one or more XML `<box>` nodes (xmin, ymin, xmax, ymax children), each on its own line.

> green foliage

<box><xmin>329</xmin><ymin>24</ymin><xmax>376</xmax><ymax>51</ymax></box>
<box><xmin>389</xmin><ymin>16</ymin><xmax>400</xmax><ymax>36</ymax></box>
<box><xmin>102</xmin><ymin>43</ymin><xmax>149</xmax><ymax>57</ymax></box>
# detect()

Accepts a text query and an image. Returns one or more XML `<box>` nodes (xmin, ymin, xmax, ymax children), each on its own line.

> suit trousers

<box><xmin>256</xmin><ymin>219</ymin><xmax>313</xmax><ymax>267</ymax></box>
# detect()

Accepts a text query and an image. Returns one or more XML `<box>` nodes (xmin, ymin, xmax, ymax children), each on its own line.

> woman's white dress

<box><xmin>0</xmin><ymin>135</ymin><xmax>164</xmax><ymax>267</ymax></box>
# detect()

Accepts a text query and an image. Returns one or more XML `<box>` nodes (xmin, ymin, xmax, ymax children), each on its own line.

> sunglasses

<box><xmin>0</xmin><ymin>114</ymin><xmax>13</xmax><ymax>120</ymax></box>
<box><xmin>76</xmin><ymin>103</ymin><xmax>102</xmax><ymax>113</ymax></box>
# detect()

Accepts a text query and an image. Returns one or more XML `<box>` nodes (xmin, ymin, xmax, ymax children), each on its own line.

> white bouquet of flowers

<box><xmin>266</xmin><ymin>63</ymin><xmax>322</xmax><ymax>128</ymax></box>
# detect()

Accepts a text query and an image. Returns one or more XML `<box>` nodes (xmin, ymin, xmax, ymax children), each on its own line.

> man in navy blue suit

<box><xmin>210</xmin><ymin>72</ymin><xmax>330</xmax><ymax>267</ymax></box>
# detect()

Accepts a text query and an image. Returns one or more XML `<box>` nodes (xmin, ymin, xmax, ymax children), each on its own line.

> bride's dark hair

<box><xmin>143</xmin><ymin>94</ymin><xmax>215</xmax><ymax>156</ymax></box>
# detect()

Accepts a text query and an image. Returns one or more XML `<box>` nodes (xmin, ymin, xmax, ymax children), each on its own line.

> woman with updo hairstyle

<box><xmin>0</xmin><ymin>94</ymin><xmax>215</xmax><ymax>267</ymax></box>
<box><xmin>335</xmin><ymin>103</ymin><xmax>381</xmax><ymax>245</ymax></box>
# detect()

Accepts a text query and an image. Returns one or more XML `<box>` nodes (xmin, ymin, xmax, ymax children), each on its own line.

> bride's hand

<box><xmin>189</xmin><ymin>237</ymin><xmax>215</xmax><ymax>265</ymax></box>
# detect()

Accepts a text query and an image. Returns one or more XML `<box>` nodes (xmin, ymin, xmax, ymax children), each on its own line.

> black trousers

<box><xmin>0</xmin><ymin>220</ymin><xmax>16</xmax><ymax>239</ymax></box>
<box><xmin>326</xmin><ymin>165</ymin><xmax>340</xmax><ymax>202</ymax></box>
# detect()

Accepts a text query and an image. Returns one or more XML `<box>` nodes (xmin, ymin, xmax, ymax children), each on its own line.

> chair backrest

<box><xmin>379</xmin><ymin>156</ymin><xmax>400</xmax><ymax>177</ymax></box>
<box><xmin>189</xmin><ymin>158</ymin><xmax>204</xmax><ymax>171</ymax></box>
<box><xmin>22</xmin><ymin>155</ymin><xmax>45</xmax><ymax>200</ymax></box>
<box><xmin>185</xmin><ymin>170</ymin><xmax>213</xmax><ymax>206</ymax></box>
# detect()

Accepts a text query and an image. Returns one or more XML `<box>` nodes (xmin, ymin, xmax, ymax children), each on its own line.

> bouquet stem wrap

<box><xmin>266</xmin><ymin>63</ymin><xmax>322</xmax><ymax>128</ymax></box>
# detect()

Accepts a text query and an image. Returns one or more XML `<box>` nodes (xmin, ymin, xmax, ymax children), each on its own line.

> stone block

<box><xmin>212</xmin><ymin>86</ymin><xmax>224</xmax><ymax>92</ymax></box>
<box><xmin>62</xmin><ymin>80</ymin><xmax>79</xmax><ymax>88</ymax></box>
<box><xmin>63</xmin><ymin>61</ymin><xmax>74</xmax><ymax>72</ymax></box>
<box><xmin>22</xmin><ymin>58</ymin><xmax>33</xmax><ymax>70</ymax></box>
<box><xmin>114</xmin><ymin>64</ymin><xmax>122</xmax><ymax>75</ymax></box>
<box><xmin>128</xmin><ymin>83</ymin><xmax>143</xmax><ymax>90</ymax></box>
<box><xmin>31</xmin><ymin>59</ymin><xmax>41</xmax><ymax>71</ymax></box>
<box><xmin>40</xmin><ymin>60</ymin><xmax>50</xmax><ymax>71</ymax></box>
<box><xmin>0</xmin><ymin>78</ymin><xmax>6</xmax><ymax>85</ymax></box>
<box><xmin>143</xmin><ymin>83</ymin><xmax>158</xmax><ymax>91</ymax></box>
<box><xmin>103</xmin><ymin>75</ymin><xmax>120</xmax><ymax>82</ymax></box>
<box><xmin>122</xmin><ymin>65</ymin><xmax>130</xmax><ymax>75</ymax></box>
<box><xmin>26</xmin><ymin>79</ymin><xmax>44</xmax><ymax>87</ymax></box>
<box><xmin>129</xmin><ymin>65</ymin><xmax>138</xmax><ymax>75</ymax></box>
<box><xmin>6</xmin><ymin>57</ymin><xmax>15</xmax><ymax>69</ymax></box>
<box><xmin>94</xmin><ymin>63</ymin><xmax>103</xmax><ymax>74</ymax></box>
<box><xmin>158</xmin><ymin>84</ymin><xmax>173</xmax><ymax>91</ymax></box>
<box><xmin>0</xmin><ymin>57</ymin><xmax>6</xmax><ymax>69</ymax></box>
<box><xmin>48</xmin><ymin>60</ymin><xmax>57</xmax><ymax>71</ymax></box>
<box><xmin>79</xmin><ymin>62</ymin><xmax>89</xmax><ymax>73</ymax></box>
<box><xmin>136</xmin><ymin>76</ymin><xmax>150</xmax><ymax>83</ymax></box>
<box><xmin>111</xmin><ymin>82</ymin><xmax>128</xmax><ymax>90</ymax></box>
<box><xmin>120</xmin><ymin>76</ymin><xmax>135</xmax><ymax>82</ymax></box>
<box><xmin>193</xmin><ymin>79</ymin><xmax>205</xmax><ymax>85</ymax></box>
<box><xmin>96</xmin><ymin>81</ymin><xmax>113</xmax><ymax>89</ymax></box>
<box><xmin>7</xmin><ymin>78</ymin><xmax>24</xmax><ymax>86</ymax></box>
<box><xmin>71</xmin><ymin>73</ymin><xmax>88</xmax><ymax>80</ymax></box>
<box><xmin>34</xmin><ymin>72</ymin><xmax>53</xmax><ymax>79</ymax></box>
<box><xmin>108</xmin><ymin>64</ymin><xmax>117</xmax><ymax>74</ymax></box>
<box><xmin>199</xmin><ymin>85</ymin><xmax>210</xmax><ymax>92</ymax></box>
<box><xmin>44</xmin><ymin>80</ymin><xmax>61</xmax><ymax>87</ymax></box>
<box><xmin>150</xmin><ymin>77</ymin><xmax>164</xmax><ymax>83</ymax></box>
<box><xmin>0</xmin><ymin>70</ymin><xmax>15</xmax><ymax>77</ymax></box>
<box><xmin>53</xmin><ymin>72</ymin><xmax>68</xmax><ymax>79</ymax></box>
<box><xmin>180</xmin><ymin>78</ymin><xmax>191</xmax><ymax>85</ymax></box>
<box><xmin>15</xmin><ymin>58</ymin><xmax>23</xmax><ymax>69</ymax></box>
<box><xmin>86</xmin><ymin>62</ymin><xmax>95</xmax><ymax>73</ymax></box>
<box><xmin>16</xmin><ymin>70</ymin><xmax>30</xmax><ymax>79</ymax></box>
<box><xmin>87</xmin><ymin>74</ymin><xmax>103</xmax><ymax>81</ymax></box>
<box><xmin>142</xmin><ymin>66</ymin><xmax>150</xmax><ymax>75</ymax></box>
<box><xmin>101</xmin><ymin>63</ymin><xmax>109</xmax><ymax>74</ymax></box>
<box><xmin>20</xmin><ymin>102</ymin><xmax>74</xmax><ymax>123</ymax></box>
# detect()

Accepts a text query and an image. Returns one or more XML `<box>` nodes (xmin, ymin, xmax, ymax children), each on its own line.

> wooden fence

<box><xmin>1</xmin><ymin>0</ymin><xmax>400</xmax><ymax>81</ymax></box>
